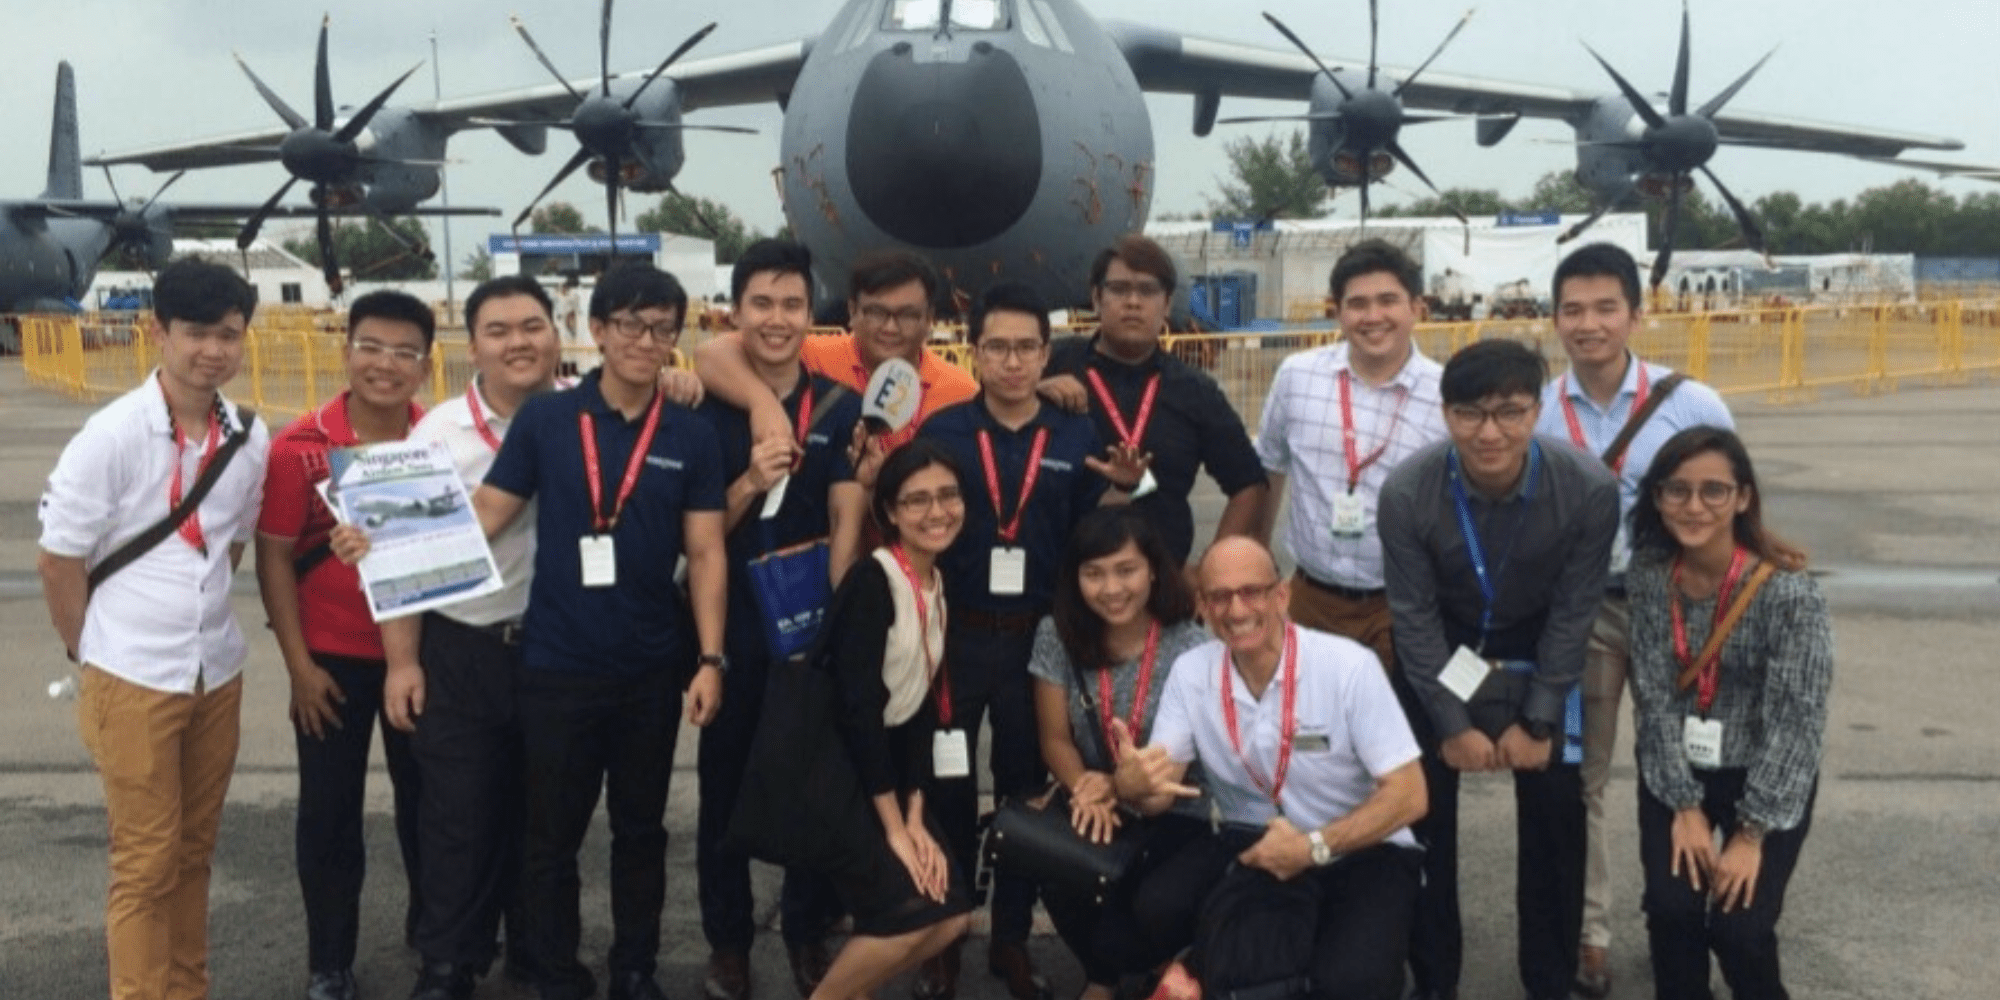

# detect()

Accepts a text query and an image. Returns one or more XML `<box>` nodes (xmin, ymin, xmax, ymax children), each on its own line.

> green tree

<box><xmin>460</xmin><ymin>245</ymin><xmax>494</xmax><ymax>281</ymax></box>
<box><xmin>1377</xmin><ymin>187</ymin><xmax>1508</xmax><ymax>219</ymax></box>
<box><xmin>282</xmin><ymin>217</ymin><xmax>437</xmax><ymax>280</ymax></box>
<box><xmin>1206</xmin><ymin>130</ymin><xmax>1328</xmax><ymax>220</ymax></box>
<box><xmin>1518</xmin><ymin>170</ymin><xmax>1598</xmax><ymax>215</ymax></box>
<box><xmin>530</xmin><ymin>201</ymin><xmax>592</xmax><ymax>234</ymax></box>
<box><xmin>635</xmin><ymin>193</ymin><xmax>760</xmax><ymax>263</ymax></box>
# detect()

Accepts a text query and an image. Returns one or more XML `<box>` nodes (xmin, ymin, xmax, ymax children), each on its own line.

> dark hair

<box><xmin>1329</xmin><ymin>237</ymin><xmax>1422</xmax><ymax>302</ymax></box>
<box><xmin>847</xmin><ymin>249</ymin><xmax>940</xmax><ymax>306</ymax></box>
<box><xmin>152</xmin><ymin>258</ymin><xmax>257</xmax><ymax>325</ymax></box>
<box><xmin>464</xmin><ymin>275</ymin><xmax>553</xmax><ymax>331</ymax></box>
<box><xmin>590</xmin><ymin>262</ymin><xmax>688</xmax><ymax>327</ymax></box>
<box><xmin>1441</xmin><ymin>338</ymin><xmax>1547</xmax><ymax>405</ymax></box>
<box><xmin>732</xmin><ymin>238</ymin><xmax>815</xmax><ymax>307</ymax></box>
<box><xmin>1630</xmin><ymin>426</ymin><xmax>1808</xmax><ymax>571</ymax></box>
<box><xmin>347</xmin><ymin>289</ymin><xmax>436</xmax><ymax>348</ymax></box>
<box><xmin>870</xmin><ymin>439</ymin><xmax>963</xmax><ymax>541</ymax></box>
<box><xmin>1553</xmin><ymin>242</ymin><xmax>1643</xmax><ymax>311</ymax></box>
<box><xmin>1089</xmin><ymin>234</ymin><xmax>1178</xmax><ymax>296</ymax></box>
<box><xmin>967</xmin><ymin>281</ymin><xmax>1051</xmax><ymax>344</ymax></box>
<box><xmin>1053</xmin><ymin>507</ymin><xmax>1197</xmax><ymax>674</ymax></box>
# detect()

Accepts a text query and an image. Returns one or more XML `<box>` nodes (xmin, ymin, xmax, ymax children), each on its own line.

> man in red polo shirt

<box><xmin>255</xmin><ymin>290</ymin><xmax>433</xmax><ymax>1000</ymax></box>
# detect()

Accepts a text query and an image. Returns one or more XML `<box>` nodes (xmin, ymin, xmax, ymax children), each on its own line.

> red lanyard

<box><xmin>1099</xmin><ymin>620</ymin><xmax>1161</xmax><ymax>764</ymax></box>
<box><xmin>1670</xmin><ymin>547</ymin><xmax>1748</xmax><ymax>716</ymax></box>
<box><xmin>1562</xmin><ymin>362</ymin><xmax>1651</xmax><ymax>474</ymax></box>
<box><xmin>577</xmin><ymin>390</ymin><xmax>665</xmax><ymax>534</ymax></box>
<box><xmin>1337</xmin><ymin>367</ymin><xmax>1409</xmax><ymax>493</ymax></box>
<box><xmin>790</xmin><ymin>380</ymin><xmax>816</xmax><ymax>469</ymax></box>
<box><xmin>889</xmin><ymin>544</ymin><xmax>948</xmax><ymax>725</ymax></box>
<box><xmin>164</xmin><ymin>389</ymin><xmax>221</xmax><ymax>554</ymax></box>
<box><xmin>1085</xmin><ymin>368</ymin><xmax>1162</xmax><ymax>449</ymax></box>
<box><xmin>1220</xmin><ymin>623</ymin><xmax>1301</xmax><ymax>808</ymax></box>
<box><xmin>975</xmin><ymin>426</ymin><xmax>1049</xmax><ymax>546</ymax></box>
<box><xmin>466</xmin><ymin>382</ymin><xmax>502</xmax><ymax>452</ymax></box>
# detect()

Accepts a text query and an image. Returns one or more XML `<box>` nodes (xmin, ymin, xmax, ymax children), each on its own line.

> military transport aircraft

<box><xmin>93</xmin><ymin>0</ymin><xmax>1968</xmax><ymax>309</ymax></box>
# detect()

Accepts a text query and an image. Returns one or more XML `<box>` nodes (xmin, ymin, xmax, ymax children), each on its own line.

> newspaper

<box><xmin>326</xmin><ymin>439</ymin><xmax>503</xmax><ymax>621</ymax></box>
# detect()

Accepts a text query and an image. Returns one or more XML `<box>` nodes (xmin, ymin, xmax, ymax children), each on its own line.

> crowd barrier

<box><xmin>17</xmin><ymin>302</ymin><xmax>1999</xmax><ymax>427</ymax></box>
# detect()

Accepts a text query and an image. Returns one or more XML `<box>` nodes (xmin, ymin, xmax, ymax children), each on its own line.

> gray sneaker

<box><xmin>307</xmin><ymin>969</ymin><xmax>357</xmax><ymax>1000</ymax></box>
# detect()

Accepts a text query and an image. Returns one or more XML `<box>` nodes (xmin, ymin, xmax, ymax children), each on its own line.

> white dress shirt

<box><xmin>409</xmin><ymin>378</ymin><xmax>542</xmax><ymax>626</ymax></box>
<box><xmin>38</xmin><ymin>375</ymin><xmax>270</xmax><ymax>693</ymax></box>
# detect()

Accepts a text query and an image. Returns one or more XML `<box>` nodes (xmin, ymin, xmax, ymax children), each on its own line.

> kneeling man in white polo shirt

<box><xmin>1115</xmin><ymin>537</ymin><xmax>1428</xmax><ymax>1000</ymax></box>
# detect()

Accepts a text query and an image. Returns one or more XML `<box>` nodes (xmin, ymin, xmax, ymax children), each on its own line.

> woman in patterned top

<box><xmin>1625</xmin><ymin>426</ymin><xmax>1832</xmax><ymax>1000</ymax></box>
<box><xmin>1027</xmin><ymin>507</ymin><xmax>1214</xmax><ymax>1000</ymax></box>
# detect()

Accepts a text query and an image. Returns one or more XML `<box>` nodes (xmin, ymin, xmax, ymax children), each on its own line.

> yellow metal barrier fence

<box><xmin>18</xmin><ymin>302</ymin><xmax>1999</xmax><ymax>429</ymax></box>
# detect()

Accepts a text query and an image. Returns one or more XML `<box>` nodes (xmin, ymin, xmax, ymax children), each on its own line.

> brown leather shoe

<box><xmin>705</xmin><ymin>949</ymin><xmax>751</xmax><ymax>1000</ymax></box>
<box><xmin>786</xmin><ymin>940</ymin><xmax>831</xmax><ymax>998</ymax></box>
<box><xmin>1574</xmin><ymin>943</ymin><xmax>1612</xmax><ymax>999</ymax></box>
<box><xmin>986</xmin><ymin>940</ymin><xmax>1052</xmax><ymax>1000</ymax></box>
<box><xmin>912</xmin><ymin>939</ymin><xmax>961</xmax><ymax>1000</ymax></box>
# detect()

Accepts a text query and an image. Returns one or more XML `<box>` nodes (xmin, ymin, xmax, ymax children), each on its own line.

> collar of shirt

<box><xmin>1562</xmin><ymin>352</ymin><xmax>1660</xmax><ymax>416</ymax></box>
<box><xmin>456</xmin><ymin>376</ymin><xmax>508</xmax><ymax>435</ymax></box>
<box><xmin>1329</xmin><ymin>340</ymin><xmax>1430</xmax><ymax>394</ymax></box>
<box><xmin>313</xmin><ymin>390</ymin><xmax>423</xmax><ymax>445</ymax></box>
<box><xmin>576</xmin><ymin>368</ymin><xmax>664</xmax><ymax>422</ymax></box>
<box><xmin>970</xmin><ymin>392</ymin><xmax>1056</xmax><ymax>435</ymax></box>
<box><xmin>1082</xmin><ymin>332</ymin><xmax>1165</xmax><ymax>375</ymax></box>
<box><xmin>141</xmin><ymin>369</ymin><xmax>242</xmax><ymax>439</ymax></box>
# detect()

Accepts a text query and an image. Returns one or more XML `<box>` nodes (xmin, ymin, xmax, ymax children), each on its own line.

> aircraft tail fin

<box><xmin>42</xmin><ymin>61</ymin><xmax>82</xmax><ymax>201</ymax></box>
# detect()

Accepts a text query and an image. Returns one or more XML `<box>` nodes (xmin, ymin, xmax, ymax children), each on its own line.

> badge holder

<box><xmin>580</xmin><ymin>535</ymin><xmax>617</xmax><ymax>588</ymax></box>
<box><xmin>933</xmin><ymin>728</ymin><xmax>972</xmax><ymax>779</ymax></box>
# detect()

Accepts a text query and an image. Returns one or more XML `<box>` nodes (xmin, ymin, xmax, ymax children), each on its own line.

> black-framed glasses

<box><xmin>1099</xmin><ymin>279</ymin><xmax>1166</xmax><ymax>300</ymax></box>
<box><xmin>1655</xmin><ymin>480</ymin><xmax>1740</xmax><ymax>508</ymax></box>
<box><xmin>976</xmin><ymin>339</ymin><xmax>1046</xmax><ymax>362</ymax></box>
<box><xmin>607</xmin><ymin>315</ymin><xmax>681</xmax><ymax>342</ymax></box>
<box><xmin>856</xmin><ymin>304</ymin><xmax>929</xmax><ymax>330</ymax></box>
<box><xmin>895</xmin><ymin>486</ymin><xmax>965</xmax><ymax>514</ymax></box>
<box><xmin>1199</xmin><ymin>580</ymin><xmax>1281</xmax><ymax>609</ymax></box>
<box><xmin>1446</xmin><ymin>403</ymin><xmax>1536</xmax><ymax>431</ymax></box>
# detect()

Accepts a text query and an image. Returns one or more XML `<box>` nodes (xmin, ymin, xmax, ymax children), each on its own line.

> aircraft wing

<box><xmin>10</xmin><ymin>200</ymin><xmax>498</xmax><ymax>221</ymax></box>
<box><xmin>1853</xmin><ymin>155</ymin><xmax>2000</xmax><ymax>180</ymax></box>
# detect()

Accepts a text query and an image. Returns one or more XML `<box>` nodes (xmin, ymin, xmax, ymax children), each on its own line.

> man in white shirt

<box><xmin>1114</xmin><ymin>537</ymin><xmax>1427</xmax><ymax>1000</ymax></box>
<box><xmin>37</xmin><ymin>258</ymin><xmax>270</xmax><ymax>1000</ymax></box>
<box><xmin>1257</xmin><ymin>239</ymin><xmax>1448</xmax><ymax>671</ymax></box>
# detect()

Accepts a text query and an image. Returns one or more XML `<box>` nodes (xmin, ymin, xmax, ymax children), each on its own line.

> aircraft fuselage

<box><xmin>0</xmin><ymin>213</ymin><xmax>111</xmax><ymax>312</ymax></box>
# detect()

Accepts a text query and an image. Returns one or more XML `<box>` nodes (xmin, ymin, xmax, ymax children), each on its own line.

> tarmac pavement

<box><xmin>2</xmin><ymin>358</ymin><xmax>1996</xmax><ymax>1000</ymax></box>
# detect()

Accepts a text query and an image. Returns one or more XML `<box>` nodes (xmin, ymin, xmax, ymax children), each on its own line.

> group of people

<box><xmin>38</xmin><ymin>230</ymin><xmax>1832</xmax><ymax>1000</ymax></box>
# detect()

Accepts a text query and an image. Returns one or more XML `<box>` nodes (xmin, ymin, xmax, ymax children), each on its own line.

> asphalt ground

<box><xmin>2</xmin><ymin>359</ymin><xmax>1997</xmax><ymax>1000</ymax></box>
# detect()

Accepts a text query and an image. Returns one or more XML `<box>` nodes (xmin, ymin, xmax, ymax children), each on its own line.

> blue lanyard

<box><xmin>1446</xmin><ymin>440</ymin><xmax>1541</xmax><ymax>653</ymax></box>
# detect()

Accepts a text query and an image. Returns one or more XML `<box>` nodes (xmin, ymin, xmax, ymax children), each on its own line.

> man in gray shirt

<box><xmin>1378</xmin><ymin>339</ymin><xmax>1620</xmax><ymax>1000</ymax></box>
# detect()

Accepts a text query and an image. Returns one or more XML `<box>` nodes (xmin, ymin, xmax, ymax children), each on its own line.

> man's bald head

<box><xmin>1199</xmin><ymin>536</ymin><xmax>1281</xmax><ymax>586</ymax></box>
<box><xmin>1199</xmin><ymin>537</ymin><xmax>1290</xmax><ymax>664</ymax></box>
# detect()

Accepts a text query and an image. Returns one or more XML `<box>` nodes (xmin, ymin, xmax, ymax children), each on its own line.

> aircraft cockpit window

<box><xmin>885</xmin><ymin>0</ymin><xmax>1008</xmax><ymax>31</ymax></box>
<box><xmin>952</xmin><ymin>0</ymin><xmax>1003</xmax><ymax>29</ymax></box>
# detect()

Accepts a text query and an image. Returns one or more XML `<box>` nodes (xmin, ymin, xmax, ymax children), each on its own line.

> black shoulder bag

<box><xmin>87</xmin><ymin>409</ymin><xmax>258</xmax><ymax>593</ymax></box>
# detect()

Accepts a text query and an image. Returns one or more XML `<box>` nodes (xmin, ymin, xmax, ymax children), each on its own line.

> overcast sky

<box><xmin>5</xmin><ymin>0</ymin><xmax>1995</xmax><ymax>270</ymax></box>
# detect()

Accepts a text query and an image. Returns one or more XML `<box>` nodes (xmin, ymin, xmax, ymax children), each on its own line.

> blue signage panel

<box><xmin>1497</xmin><ymin>211</ymin><xmax>1562</xmax><ymax>227</ymax></box>
<box><xmin>488</xmin><ymin>233</ymin><xmax>663</xmax><ymax>254</ymax></box>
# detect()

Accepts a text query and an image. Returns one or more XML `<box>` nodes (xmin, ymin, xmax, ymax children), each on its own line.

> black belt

<box><xmin>955</xmin><ymin>608</ymin><xmax>1043</xmax><ymax>635</ymax></box>
<box><xmin>1297</xmin><ymin>570</ymin><xmax>1385</xmax><ymax>603</ymax></box>
<box><xmin>429</xmin><ymin>612</ymin><xmax>525</xmax><ymax>646</ymax></box>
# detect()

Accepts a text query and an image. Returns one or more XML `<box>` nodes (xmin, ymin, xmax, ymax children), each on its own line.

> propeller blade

<box><xmin>509</xmin><ymin>15</ymin><xmax>583</xmax><ymax>102</ymax></box>
<box><xmin>314</xmin><ymin>15</ymin><xmax>335</xmax><ymax>132</ymax></box>
<box><xmin>1696</xmin><ymin>47</ymin><xmax>1776</xmax><ymax>120</ymax></box>
<box><xmin>466</xmin><ymin>117</ymin><xmax>575</xmax><ymax>129</ymax></box>
<box><xmin>233</xmin><ymin>53</ymin><xmax>308</xmax><ymax>131</ymax></box>
<box><xmin>1263</xmin><ymin>12</ymin><xmax>1353</xmax><ymax>101</ymax></box>
<box><xmin>1399</xmin><ymin>112</ymin><xmax>1492</xmax><ymax>125</ymax></box>
<box><xmin>317</xmin><ymin>199</ymin><xmax>343</xmax><ymax>296</ymax></box>
<box><xmin>600</xmin><ymin>0</ymin><xmax>616</xmax><ymax>97</ymax></box>
<box><xmin>666</xmin><ymin>183</ymin><xmax>722</xmax><ymax>238</ymax></box>
<box><xmin>1216</xmin><ymin>113</ymin><xmax>1348</xmax><ymax>125</ymax></box>
<box><xmin>631</xmin><ymin>122</ymin><xmax>760</xmax><ymax>134</ymax></box>
<box><xmin>1582</xmin><ymin>44</ymin><xmax>1667</xmax><ymax>130</ymax></box>
<box><xmin>1367</xmin><ymin>0</ymin><xmax>1380</xmax><ymax>89</ymax></box>
<box><xmin>625</xmin><ymin>22</ymin><xmax>719</xmax><ymax>110</ymax></box>
<box><xmin>1358</xmin><ymin>157</ymin><xmax>1371</xmax><ymax>231</ymax></box>
<box><xmin>333</xmin><ymin>63</ymin><xmax>421</xmax><ymax>143</ymax></box>
<box><xmin>98</xmin><ymin>165</ymin><xmax>124</xmax><ymax>206</ymax></box>
<box><xmin>140</xmin><ymin>170</ymin><xmax>188</xmax><ymax>213</ymax></box>
<box><xmin>1385</xmin><ymin>142</ymin><xmax>1447</xmax><ymax>203</ymax></box>
<box><xmin>605</xmin><ymin>155</ymin><xmax>621</xmax><ymax>259</ymax></box>
<box><xmin>1651</xmin><ymin>175</ymin><xmax>1685</xmax><ymax>290</ymax></box>
<box><xmin>1670</xmin><ymin>0</ymin><xmax>1691</xmax><ymax>117</ymax></box>
<box><xmin>237</xmin><ymin>177</ymin><xmax>299</xmax><ymax>248</ymax></box>
<box><xmin>1558</xmin><ymin>201</ymin><xmax>1615</xmax><ymax>243</ymax></box>
<box><xmin>511</xmin><ymin>147</ymin><xmax>594</xmax><ymax>232</ymax></box>
<box><xmin>1395</xmin><ymin>8</ymin><xmax>1475</xmax><ymax>98</ymax></box>
<box><xmin>1700</xmin><ymin>164</ymin><xmax>1767</xmax><ymax>254</ymax></box>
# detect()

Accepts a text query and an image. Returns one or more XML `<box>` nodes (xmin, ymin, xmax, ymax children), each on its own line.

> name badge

<box><xmin>989</xmin><ymin>546</ymin><xmax>1027</xmax><ymax>596</ymax></box>
<box><xmin>1608</xmin><ymin>522</ymin><xmax>1633</xmax><ymax>576</ymax></box>
<box><xmin>1439</xmin><ymin>645</ymin><xmax>1494</xmax><ymax>703</ymax></box>
<box><xmin>1329</xmin><ymin>492</ymin><xmax>1367</xmax><ymax>538</ymax></box>
<box><xmin>1683</xmin><ymin>716</ymin><xmax>1724</xmax><ymax>769</ymax></box>
<box><xmin>933</xmin><ymin>728</ymin><xmax>972</xmax><ymax>779</ymax></box>
<box><xmin>580</xmin><ymin>535</ymin><xmax>617</xmax><ymax>588</ymax></box>
<box><xmin>1295</xmin><ymin>732</ymin><xmax>1332</xmax><ymax>753</ymax></box>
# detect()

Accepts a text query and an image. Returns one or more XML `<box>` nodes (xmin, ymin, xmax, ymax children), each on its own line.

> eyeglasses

<box><xmin>895</xmin><ymin>486</ymin><xmax>964</xmax><ymax>514</ymax></box>
<box><xmin>976</xmin><ymin>339</ymin><xmax>1046</xmax><ymax>362</ymax></box>
<box><xmin>1655</xmin><ymin>480</ymin><xmax>1740</xmax><ymax>508</ymax></box>
<box><xmin>1446</xmin><ymin>403</ymin><xmax>1536</xmax><ymax>431</ymax></box>
<box><xmin>856</xmin><ymin>304</ymin><xmax>930</xmax><ymax>331</ymax></box>
<box><xmin>1199</xmin><ymin>580</ymin><xmax>1281</xmax><ymax>609</ymax></box>
<box><xmin>1099</xmin><ymin>279</ymin><xmax>1166</xmax><ymax>301</ymax></box>
<box><xmin>350</xmin><ymin>339</ymin><xmax>428</xmax><ymax>365</ymax></box>
<box><xmin>606</xmin><ymin>315</ymin><xmax>681</xmax><ymax>343</ymax></box>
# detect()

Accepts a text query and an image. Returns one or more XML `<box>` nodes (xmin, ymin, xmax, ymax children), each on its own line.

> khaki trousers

<box><xmin>76</xmin><ymin>668</ymin><xmax>243</xmax><ymax>1000</ymax></box>
<box><xmin>1579</xmin><ymin>598</ymin><xmax>1630</xmax><ymax>951</ymax></box>
<box><xmin>1286</xmin><ymin>571</ymin><xmax>1396</xmax><ymax>672</ymax></box>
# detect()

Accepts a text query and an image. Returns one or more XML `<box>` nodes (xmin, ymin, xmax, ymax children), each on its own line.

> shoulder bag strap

<box><xmin>87</xmin><ymin>409</ymin><xmax>258</xmax><ymax>593</ymax></box>
<box><xmin>1675</xmin><ymin>560</ymin><xmax>1777</xmax><ymax>693</ymax></box>
<box><xmin>1063</xmin><ymin>649</ymin><xmax>1121</xmax><ymax>771</ymax></box>
<box><xmin>1601</xmin><ymin>373</ymin><xmax>1687</xmax><ymax>471</ymax></box>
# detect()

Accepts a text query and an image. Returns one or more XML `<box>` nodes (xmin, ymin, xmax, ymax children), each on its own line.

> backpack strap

<box><xmin>88</xmin><ymin>408</ymin><xmax>257</xmax><ymax>593</ymax></box>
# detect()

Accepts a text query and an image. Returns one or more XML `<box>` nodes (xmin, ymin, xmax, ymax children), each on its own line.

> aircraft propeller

<box><xmin>1219</xmin><ymin>4</ymin><xmax>1476</xmax><ymax>231</ymax></box>
<box><xmin>100</xmin><ymin>166</ymin><xmax>185</xmax><ymax>273</ymax></box>
<box><xmin>1564</xmin><ymin>0</ymin><xmax>1776</xmax><ymax>288</ymax></box>
<box><xmin>228</xmin><ymin>15</ymin><xmax>427</xmax><ymax>295</ymax></box>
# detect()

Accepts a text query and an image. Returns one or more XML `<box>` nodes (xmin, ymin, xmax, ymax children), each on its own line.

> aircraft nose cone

<box><xmin>846</xmin><ymin>43</ymin><xmax>1042</xmax><ymax>249</ymax></box>
<box><xmin>1651</xmin><ymin>116</ymin><xmax>1719</xmax><ymax>172</ymax></box>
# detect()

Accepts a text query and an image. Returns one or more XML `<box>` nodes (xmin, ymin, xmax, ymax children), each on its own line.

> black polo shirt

<box><xmin>920</xmin><ymin>396</ymin><xmax>1107</xmax><ymax>615</ymax></box>
<box><xmin>1046</xmin><ymin>333</ymin><xmax>1267</xmax><ymax>564</ymax></box>
<box><xmin>484</xmin><ymin>369</ymin><xmax>726</xmax><ymax>676</ymax></box>
<box><xmin>697</xmin><ymin>371</ymin><xmax>860</xmax><ymax>662</ymax></box>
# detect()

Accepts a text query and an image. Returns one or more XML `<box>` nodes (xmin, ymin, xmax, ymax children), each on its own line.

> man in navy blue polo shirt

<box><xmin>916</xmin><ymin>282</ymin><xmax>1141</xmax><ymax>1000</ymax></box>
<box><xmin>475</xmin><ymin>264</ymin><xmax>728</xmax><ymax>1000</ymax></box>
<box><xmin>692</xmin><ymin>240</ymin><xmax>864</xmax><ymax>1000</ymax></box>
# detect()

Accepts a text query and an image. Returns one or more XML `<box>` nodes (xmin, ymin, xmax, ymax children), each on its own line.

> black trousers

<box><xmin>295</xmin><ymin>652</ymin><xmax>422</xmax><ymax>974</ymax></box>
<box><xmin>1393</xmin><ymin>671</ymin><xmax>1584</xmax><ymax>1000</ymax></box>
<box><xmin>1040</xmin><ymin>814</ymin><xmax>1214</xmax><ymax>987</ymax></box>
<box><xmin>696</xmin><ymin>648</ymin><xmax>842</xmax><ymax>952</ymax></box>
<box><xmin>1639</xmin><ymin>770</ymin><xmax>1815</xmax><ymax>1000</ymax></box>
<box><xmin>518</xmin><ymin>667</ymin><xmax>682</xmax><ymax>1000</ymax></box>
<box><xmin>408</xmin><ymin>615</ymin><xmax>531</xmax><ymax>971</ymax></box>
<box><xmin>933</xmin><ymin>621</ymin><xmax>1045</xmax><ymax>945</ymax></box>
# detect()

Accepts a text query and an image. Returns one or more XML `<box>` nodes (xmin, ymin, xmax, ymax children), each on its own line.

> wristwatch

<box><xmin>697</xmin><ymin>652</ymin><xmax>729</xmax><ymax>675</ymax></box>
<box><xmin>1521</xmin><ymin>717</ymin><xmax>1556</xmax><ymax>742</ymax></box>
<box><xmin>1308</xmin><ymin>830</ymin><xmax>1336</xmax><ymax>867</ymax></box>
<box><xmin>1737</xmin><ymin>820</ymin><xmax>1767</xmax><ymax>844</ymax></box>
